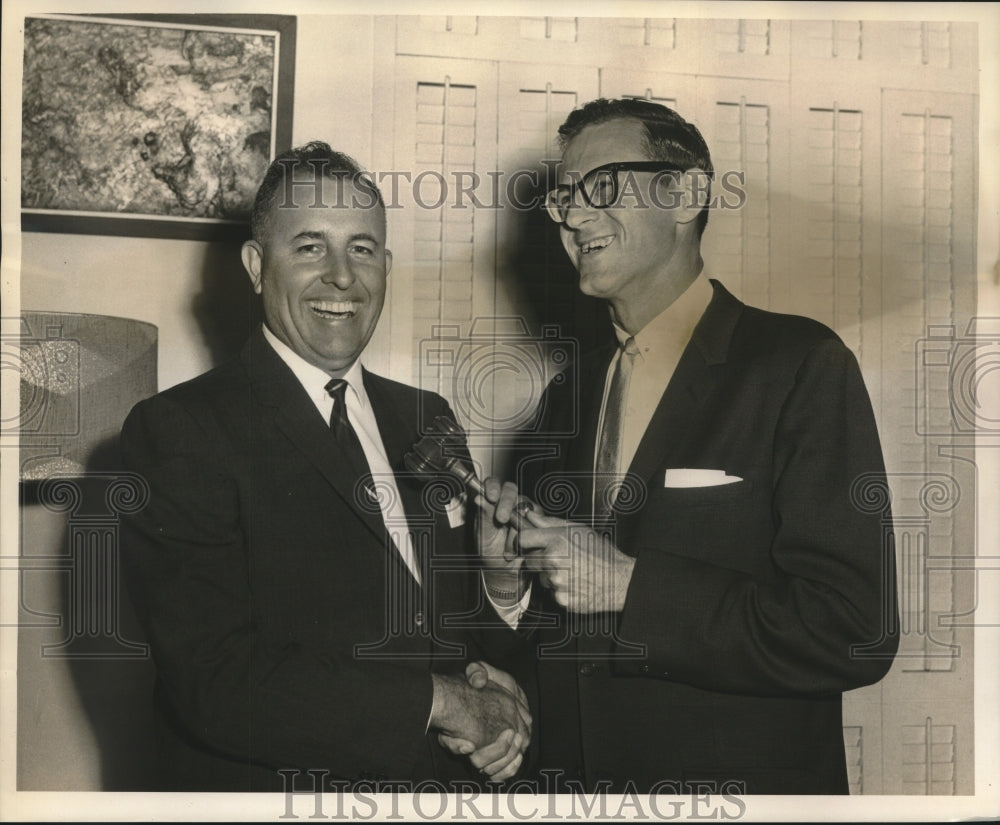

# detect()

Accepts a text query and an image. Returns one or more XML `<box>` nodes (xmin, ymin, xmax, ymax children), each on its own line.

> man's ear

<box><xmin>674</xmin><ymin>168</ymin><xmax>710</xmax><ymax>226</ymax></box>
<box><xmin>241</xmin><ymin>240</ymin><xmax>264</xmax><ymax>294</ymax></box>
<box><xmin>384</xmin><ymin>248</ymin><xmax>393</xmax><ymax>277</ymax></box>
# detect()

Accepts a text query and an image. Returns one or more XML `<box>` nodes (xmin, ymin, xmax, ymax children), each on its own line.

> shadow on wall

<box><xmin>497</xmin><ymin>160</ymin><xmax>610</xmax><ymax>357</ymax></box>
<box><xmin>192</xmin><ymin>240</ymin><xmax>263</xmax><ymax>369</ymax></box>
<box><xmin>15</xmin><ymin>241</ymin><xmax>261</xmax><ymax>790</ymax></box>
<box><xmin>15</xmin><ymin>311</ymin><xmax>161</xmax><ymax>789</ymax></box>
<box><xmin>485</xmin><ymin>162</ymin><xmax>611</xmax><ymax>482</ymax></box>
<box><xmin>19</xmin><ymin>441</ymin><xmax>157</xmax><ymax>791</ymax></box>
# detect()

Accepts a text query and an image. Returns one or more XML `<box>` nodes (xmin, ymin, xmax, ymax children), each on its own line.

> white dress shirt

<box><xmin>594</xmin><ymin>276</ymin><xmax>715</xmax><ymax>480</ymax></box>
<box><xmin>262</xmin><ymin>326</ymin><xmax>422</xmax><ymax>586</ymax></box>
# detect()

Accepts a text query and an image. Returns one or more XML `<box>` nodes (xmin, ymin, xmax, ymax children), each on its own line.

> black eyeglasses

<box><xmin>544</xmin><ymin>162</ymin><xmax>684</xmax><ymax>223</ymax></box>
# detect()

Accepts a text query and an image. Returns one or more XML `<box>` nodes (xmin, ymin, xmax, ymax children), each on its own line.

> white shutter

<box><xmin>902</xmin><ymin>720</ymin><xmax>956</xmax><ymax>794</ymax></box>
<box><xmin>843</xmin><ymin>725</ymin><xmax>864</xmax><ymax>794</ymax></box>
<box><xmin>900</xmin><ymin>22</ymin><xmax>952</xmax><ymax>68</ymax></box>
<box><xmin>616</xmin><ymin>18</ymin><xmax>677</xmax><ymax>49</ymax></box>
<box><xmin>518</xmin><ymin>17</ymin><xmax>577</xmax><ymax>43</ymax></box>
<box><xmin>799</xmin><ymin>20</ymin><xmax>863</xmax><ymax>60</ymax></box>
<box><xmin>709</xmin><ymin>98</ymin><xmax>772</xmax><ymax>308</ymax></box>
<box><xmin>803</xmin><ymin>105</ymin><xmax>864</xmax><ymax>354</ymax></box>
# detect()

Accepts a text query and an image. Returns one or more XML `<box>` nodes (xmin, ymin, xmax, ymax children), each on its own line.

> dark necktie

<box><xmin>325</xmin><ymin>378</ymin><xmax>372</xmax><ymax>484</ymax></box>
<box><xmin>326</xmin><ymin>379</ymin><xmax>426</xmax><ymax>598</ymax></box>
<box><xmin>594</xmin><ymin>336</ymin><xmax>638</xmax><ymax>519</ymax></box>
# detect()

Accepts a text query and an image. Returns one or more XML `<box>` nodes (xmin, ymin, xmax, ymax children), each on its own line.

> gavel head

<box><xmin>406</xmin><ymin>416</ymin><xmax>470</xmax><ymax>477</ymax></box>
<box><xmin>407</xmin><ymin>432</ymin><xmax>453</xmax><ymax>473</ymax></box>
<box><xmin>429</xmin><ymin>415</ymin><xmax>468</xmax><ymax>450</ymax></box>
<box><xmin>403</xmin><ymin>449</ymin><xmax>436</xmax><ymax>475</ymax></box>
<box><xmin>406</xmin><ymin>416</ymin><xmax>482</xmax><ymax>493</ymax></box>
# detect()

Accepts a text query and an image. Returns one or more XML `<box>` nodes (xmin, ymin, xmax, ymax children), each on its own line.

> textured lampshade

<box><xmin>18</xmin><ymin>312</ymin><xmax>157</xmax><ymax>480</ymax></box>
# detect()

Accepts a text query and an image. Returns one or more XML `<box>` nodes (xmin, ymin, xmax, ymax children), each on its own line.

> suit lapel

<box><xmin>365</xmin><ymin>371</ymin><xmax>459</xmax><ymax>599</ymax></box>
<box><xmin>363</xmin><ymin>370</ymin><xmax>418</xmax><ymax>480</ymax></box>
<box><xmin>364</xmin><ymin>372</ymin><xmax>454</xmax><ymax>546</ymax></box>
<box><xmin>624</xmin><ymin>280</ymin><xmax>744</xmax><ymax>500</ymax></box>
<box><xmin>242</xmin><ymin>331</ymin><xmax>387</xmax><ymax>543</ymax></box>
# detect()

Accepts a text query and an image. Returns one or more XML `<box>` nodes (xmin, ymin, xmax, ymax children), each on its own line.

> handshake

<box><xmin>430</xmin><ymin>661</ymin><xmax>531</xmax><ymax>782</ymax></box>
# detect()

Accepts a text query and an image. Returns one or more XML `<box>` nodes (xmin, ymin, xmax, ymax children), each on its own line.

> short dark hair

<box><xmin>249</xmin><ymin>141</ymin><xmax>385</xmax><ymax>242</ymax></box>
<box><xmin>557</xmin><ymin>98</ymin><xmax>714</xmax><ymax>236</ymax></box>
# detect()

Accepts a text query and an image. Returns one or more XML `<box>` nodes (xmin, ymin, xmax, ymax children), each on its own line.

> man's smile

<box><xmin>307</xmin><ymin>299</ymin><xmax>360</xmax><ymax>320</ymax></box>
<box><xmin>579</xmin><ymin>235</ymin><xmax>615</xmax><ymax>254</ymax></box>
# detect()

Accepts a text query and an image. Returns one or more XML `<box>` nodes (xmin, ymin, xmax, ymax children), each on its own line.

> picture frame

<box><xmin>20</xmin><ymin>13</ymin><xmax>296</xmax><ymax>242</ymax></box>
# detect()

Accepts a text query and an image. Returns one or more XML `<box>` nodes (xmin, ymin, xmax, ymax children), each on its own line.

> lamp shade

<box><xmin>17</xmin><ymin>312</ymin><xmax>157</xmax><ymax>480</ymax></box>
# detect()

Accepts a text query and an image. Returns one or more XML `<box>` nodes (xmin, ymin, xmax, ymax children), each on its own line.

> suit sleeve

<box><xmin>616</xmin><ymin>337</ymin><xmax>899</xmax><ymax>696</ymax></box>
<box><xmin>120</xmin><ymin>394</ymin><xmax>435</xmax><ymax>779</ymax></box>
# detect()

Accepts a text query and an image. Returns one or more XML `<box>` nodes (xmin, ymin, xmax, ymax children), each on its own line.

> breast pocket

<box><xmin>658</xmin><ymin>478</ymin><xmax>753</xmax><ymax>506</ymax></box>
<box><xmin>631</xmin><ymin>476</ymin><xmax>772</xmax><ymax>574</ymax></box>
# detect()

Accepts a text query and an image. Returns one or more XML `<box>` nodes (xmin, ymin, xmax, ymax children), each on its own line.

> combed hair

<box><xmin>557</xmin><ymin>98</ymin><xmax>714</xmax><ymax>236</ymax></box>
<box><xmin>249</xmin><ymin>141</ymin><xmax>385</xmax><ymax>241</ymax></box>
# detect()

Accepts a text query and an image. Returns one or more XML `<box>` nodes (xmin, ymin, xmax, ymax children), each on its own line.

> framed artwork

<box><xmin>20</xmin><ymin>13</ymin><xmax>296</xmax><ymax>242</ymax></box>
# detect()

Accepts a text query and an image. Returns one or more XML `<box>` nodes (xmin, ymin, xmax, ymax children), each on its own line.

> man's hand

<box><xmin>464</xmin><ymin>660</ymin><xmax>530</xmax><ymax>725</ymax></box>
<box><xmin>478</xmin><ymin>478</ymin><xmax>523</xmax><ymax>570</ymax></box>
<box><xmin>519</xmin><ymin>513</ymin><xmax>636</xmax><ymax>613</ymax></box>
<box><xmin>430</xmin><ymin>663</ymin><xmax>531</xmax><ymax>780</ymax></box>
<box><xmin>477</xmin><ymin>478</ymin><xmax>532</xmax><ymax>599</ymax></box>
<box><xmin>434</xmin><ymin>662</ymin><xmax>531</xmax><ymax>782</ymax></box>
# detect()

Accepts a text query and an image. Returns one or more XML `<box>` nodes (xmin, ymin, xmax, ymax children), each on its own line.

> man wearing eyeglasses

<box><xmin>475</xmin><ymin>98</ymin><xmax>898</xmax><ymax>794</ymax></box>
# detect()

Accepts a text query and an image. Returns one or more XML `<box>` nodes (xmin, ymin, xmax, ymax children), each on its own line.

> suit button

<box><xmin>639</xmin><ymin>664</ymin><xmax>649</xmax><ymax>674</ymax></box>
<box><xmin>414</xmin><ymin>612</ymin><xmax>424</xmax><ymax>627</ymax></box>
<box><xmin>579</xmin><ymin>663</ymin><xmax>594</xmax><ymax>676</ymax></box>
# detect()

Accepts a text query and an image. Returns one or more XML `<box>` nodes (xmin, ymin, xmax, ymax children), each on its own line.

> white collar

<box><xmin>612</xmin><ymin>276</ymin><xmax>714</xmax><ymax>360</ymax></box>
<box><xmin>261</xmin><ymin>324</ymin><xmax>367</xmax><ymax>408</ymax></box>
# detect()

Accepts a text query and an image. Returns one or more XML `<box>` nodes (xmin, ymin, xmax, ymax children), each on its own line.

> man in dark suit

<box><xmin>477</xmin><ymin>99</ymin><xmax>899</xmax><ymax>794</ymax></box>
<box><xmin>120</xmin><ymin>142</ymin><xmax>529</xmax><ymax>791</ymax></box>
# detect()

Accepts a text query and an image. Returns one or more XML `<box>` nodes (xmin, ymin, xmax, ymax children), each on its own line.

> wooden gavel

<box><xmin>403</xmin><ymin>415</ymin><xmax>539</xmax><ymax>531</ymax></box>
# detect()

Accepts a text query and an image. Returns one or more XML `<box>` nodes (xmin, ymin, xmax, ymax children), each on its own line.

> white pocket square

<box><xmin>664</xmin><ymin>468</ymin><xmax>743</xmax><ymax>488</ymax></box>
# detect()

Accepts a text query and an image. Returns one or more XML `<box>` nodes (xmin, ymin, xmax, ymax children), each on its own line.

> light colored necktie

<box><xmin>594</xmin><ymin>336</ymin><xmax>638</xmax><ymax>519</ymax></box>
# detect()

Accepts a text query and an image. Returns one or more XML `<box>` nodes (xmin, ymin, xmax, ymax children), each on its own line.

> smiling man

<box><xmin>120</xmin><ymin>143</ymin><xmax>530</xmax><ymax>791</ymax></box>
<box><xmin>477</xmin><ymin>99</ymin><xmax>899</xmax><ymax>794</ymax></box>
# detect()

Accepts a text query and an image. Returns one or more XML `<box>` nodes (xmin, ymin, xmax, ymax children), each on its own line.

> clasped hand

<box><xmin>432</xmin><ymin>662</ymin><xmax>531</xmax><ymax>782</ymax></box>
<box><xmin>479</xmin><ymin>479</ymin><xmax>636</xmax><ymax>614</ymax></box>
<box><xmin>443</xmin><ymin>479</ymin><xmax>637</xmax><ymax>780</ymax></box>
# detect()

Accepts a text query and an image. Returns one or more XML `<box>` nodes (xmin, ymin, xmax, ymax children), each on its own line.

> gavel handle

<box><xmin>448</xmin><ymin>462</ymin><xmax>537</xmax><ymax>530</ymax></box>
<box><xmin>439</xmin><ymin>456</ymin><xmax>540</xmax><ymax>532</ymax></box>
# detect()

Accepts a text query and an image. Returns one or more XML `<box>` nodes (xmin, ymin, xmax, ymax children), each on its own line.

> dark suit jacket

<box><xmin>519</xmin><ymin>280</ymin><xmax>899</xmax><ymax>794</ymax></box>
<box><xmin>120</xmin><ymin>329</ymin><xmax>513</xmax><ymax>791</ymax></box>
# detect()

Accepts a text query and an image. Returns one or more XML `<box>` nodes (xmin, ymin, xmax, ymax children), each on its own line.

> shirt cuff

<box><xmin>483</xmin><ymin>571</ymin><xmax>531</xmax><ymax>629</ymax></box>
